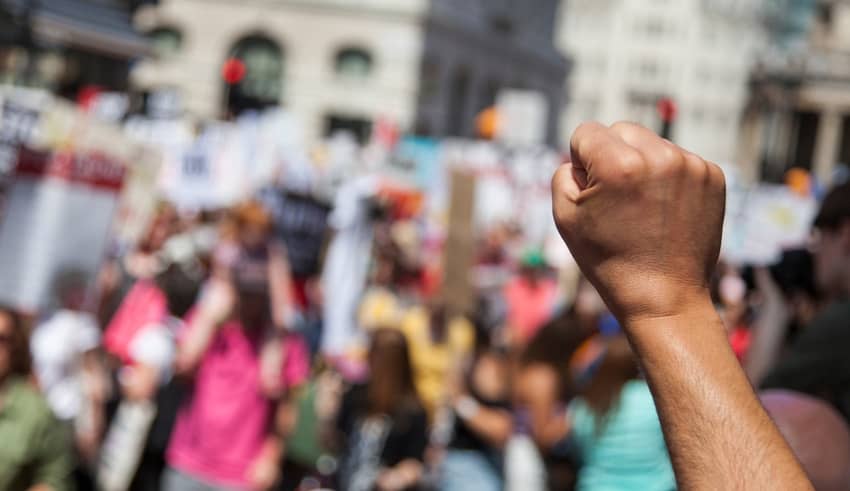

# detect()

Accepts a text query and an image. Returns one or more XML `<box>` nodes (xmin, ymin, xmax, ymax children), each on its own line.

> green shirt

<box><xmin>0</xmin><ymin>377</ymin><xmax>73</xmax><ymax>491</ymax></box>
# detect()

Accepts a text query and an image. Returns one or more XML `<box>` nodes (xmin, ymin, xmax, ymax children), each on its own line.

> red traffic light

<box><xmin>656</xmin><ymin>97</ymin><xmax>677</xmax><ymax>123</ymax></box>
<box><xmin>222</xmin><ymin>57</ymin><xmax>246</xmax><ymax>85</ymax></box>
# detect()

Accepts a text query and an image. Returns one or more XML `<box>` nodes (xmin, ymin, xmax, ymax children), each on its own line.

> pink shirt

<box><xmin>504</xmin><ymin>277</ymin><xmax>559</xmax><ymax>344</ymax></box>
<box><xmin>166</xmin><ymin>321</ymin><xmax>308</xmax><ymax>488</ymax></box>
<box><xmin>104</xmin><ymin>280</ymin><xmax>167</xmax><ymax>364</ymax></box>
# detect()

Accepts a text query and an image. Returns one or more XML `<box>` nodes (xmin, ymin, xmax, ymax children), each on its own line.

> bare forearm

<box><xmin>745</xmin><ymin>303</ymin><xmax>791</xmax><ymax>385</ymax></box>
<box><xmin>176</xmin><ymin>315</ymin><xmax>219</xmax><ymax>375</ymax></box>
<box><xmin>627</xmin><ymin>299</ymin><xmax>811</xmax><ymax>490</ymax></box>
<box><xmin>458</xmin><ymin>406</ymin><xmax>513</xmax><ymax>449</ymax></box>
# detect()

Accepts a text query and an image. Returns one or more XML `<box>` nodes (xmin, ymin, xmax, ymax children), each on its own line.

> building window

<box><xmin>149</xmin><ymin>27</ymin><xmax>182</xmax><ymax>59</ymax></box>
<box><xmin>420</xmin><ymin>56</ymin><xmax>441</xmax><ymax>101</ymax></box>
<box><xmin>325</xmin><ymin>114</ymin><xmax>371</xmax><ymax>144</ymax></box>
<box><xmin>225</xmin><ymin>35</ymin><xmax>283</xmax><ymax>115</ymax></box>
<box><xmin>335</xmin><ymin>47</ymin><xmax>373</xmax><ymax>80</ymax></box>
<box><xmin>817</xmin><ymin>3</ymin><xmax>833</xmax><ymax>30</ymax></box>
<box><xmin>490</xmin><ymin>15</ymin><xmax>514</xmax><ymax>36</ymax></box>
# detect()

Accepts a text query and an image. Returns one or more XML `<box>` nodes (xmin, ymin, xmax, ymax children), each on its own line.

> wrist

<box><xmin>455</xmin><ymin>395</ymin><xmax>480</xmax><ymax>420</ymax></box>
<box><xmin>620</xmin><ymin>290</ymin><xmax>717</xmax><ymax>334</ymax></box>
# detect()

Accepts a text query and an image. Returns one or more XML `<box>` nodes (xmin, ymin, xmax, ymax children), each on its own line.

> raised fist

<box><xmin>552</xmin><ymin>121</ymin><xmax>725</xmax><ymax>324</ymax></box>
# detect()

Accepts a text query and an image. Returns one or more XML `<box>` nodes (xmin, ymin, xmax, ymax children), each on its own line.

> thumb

<box><xmin>552</xmin><ymin>162</ymin><xmax>582</xmax><ymax>234</ymax></box>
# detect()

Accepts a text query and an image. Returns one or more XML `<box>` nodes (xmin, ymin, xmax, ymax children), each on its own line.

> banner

<box><xmin>0</xmin><ymin>147</ymin><xmax>125</xmax><ymax>311</ymax></box>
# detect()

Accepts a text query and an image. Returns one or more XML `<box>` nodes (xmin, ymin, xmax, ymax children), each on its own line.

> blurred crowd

<box><xmin>1</xmin><ymin>176</ymin><xmax>850</xmax><ymax>491</ymax></box>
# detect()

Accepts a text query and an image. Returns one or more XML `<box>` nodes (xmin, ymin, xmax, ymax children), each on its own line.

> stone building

<box><xmin>737</xmin><ymin>0</ymin><xmax>850</xmax><ymax>184</ymax></box>
<box><xmin>131</xmin><ymin>0</ymin><xmax>568</xmax><ymax>144</ymax></box>
<box><xmin>558</xmin><ymin>0</ymin><xmax>767</xmax><ymax>166</ymax></box>
<box><xmin>0</xmin><ymin>0</ymin><xmax>147</xmax><ymax>97</ymax></box>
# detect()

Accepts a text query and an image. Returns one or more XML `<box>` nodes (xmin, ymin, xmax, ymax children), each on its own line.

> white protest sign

<box><xmin>0</xmin><ymin>148</ymin><xmax>126</xmax><ymax>311</ymax></box>
<box><xmin>496</xmin><ymin>90</ymin><xmax>549</xmax><ymax>146</ymax></box>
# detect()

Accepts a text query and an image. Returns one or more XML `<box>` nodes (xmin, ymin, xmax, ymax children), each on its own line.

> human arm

<box><xmin>375</xmin><ymin>459</ymin><xmax>423</xmax><ymax>491</ymax></box>
<box><xmin>453</xmin><ymin>394</ymin><xmax>514</xmax><ymax>448</ymax></box>
<box><xmin>174</xmin><ymin>279</ymin><xmax>233</xmax><ymax>377</ymax></box>
<box><xmin>516</xmin><ymin>364</ymin><xmax>571</xmax><ymax>451</ymax></box>
<box><xmin>267</xmin><ymin>241</ymin><xmax>296</xmax><ymax>330</ymax></box>
<box><xmin>745</xmin><ymin>268</ymin><xmax>792</xmax><ymax>384</ymax></box>
<box><xmin>552</xmin><ymin>121</ymin><xmax>811</xmax><ymax>490</ymax></box>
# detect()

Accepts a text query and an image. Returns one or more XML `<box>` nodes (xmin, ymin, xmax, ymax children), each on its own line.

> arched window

<box><xmin>226</xmin><ymin>35</ymin><xmax>283</xmax><ymax>114</ymax></box>
<box><xmin>149</xmin><ymin>27</ymin><xmax>182</xmax><ymax>59</ymax></box>
<box><xmin>334</xmin><ymin>47</ymin><xmax>373</xmax><ymax>79</ymax></box>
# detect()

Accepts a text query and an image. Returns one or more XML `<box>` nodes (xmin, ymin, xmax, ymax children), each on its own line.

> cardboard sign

<box><xmin>441</xmin><ymin>169</ymin><xmax>477</xmax><ymax>314</ymax></box>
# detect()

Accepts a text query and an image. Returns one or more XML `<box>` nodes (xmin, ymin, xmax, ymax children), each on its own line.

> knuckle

<box><xmin>682</xmin><ymin>152</ymin><xmax>706</xmax><ymax>176</ymax></box>
<box><xmin>610</xmin><ymin>120</ymin><xmax>640</xmax><ymax>133</ymax></box>
<box><xmin>707</xmin><ymin>162</ymin><xmax>726</xmax><ymax>188</ymax></box>
<box><xmin>657</xmin><ymin>143</ymin><xmax>683</xmax><ymax>169</ymax></box>
<box><xmin>617</xmin><ymin>148</ymin><xmax>645</xmax><ymax>178</ymax></box>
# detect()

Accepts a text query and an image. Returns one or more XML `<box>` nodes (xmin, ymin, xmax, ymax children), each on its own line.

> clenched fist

<box><xmin>552</xmin><ymin>121</ymin><xmax>725</xmax><ymax>324</ymax></box>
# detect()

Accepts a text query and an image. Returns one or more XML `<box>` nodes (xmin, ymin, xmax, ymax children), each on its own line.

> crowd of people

<box><xmin>1</xmin><ymin>124</ymin><xmax>850</xmax><ymax>491</ymax></box>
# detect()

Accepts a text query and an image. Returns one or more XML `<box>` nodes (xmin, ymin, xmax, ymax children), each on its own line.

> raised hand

<box><xmin>552</xmin><ymin>121</ymin><xmax>726</xmax><ymax>324</ymax></box>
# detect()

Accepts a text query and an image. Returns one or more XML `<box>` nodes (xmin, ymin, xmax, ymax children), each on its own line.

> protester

<box><xmin>398</xmin><ymin>301</ymin><xmax>475</xmax><ymax>417</ymax></box>
<box><xmin>514</xmin><ymin>311</ymin><xmax>594</xmax><ymax>491</ymax></box>
<box><xmin>567</xmin><ymin>335</ymin><xmax>674</xmax><ymax>491</ymax></box>
<box><xmin>332</xmin><ymin>328</ymin><xmax>428</xmax><ymax>491</ymax></box>
<box><xmin>503</xmin><ymin>250</ymin><xmax>560</xmax><ymax>349</ymax></box>
<box><xmin>31</xmin><ymin>270</ymin><xmax>107</xmax><ymax>470</ymax></box>
<box><xmin>439</xmin><ymin>344</ymin><xmax>513</xmax><ymax>491</ymax></box>
<box><xmin>98</xmin><ymin>203</ymin><xmax>180</xmax><ymax>327</ymax></box>
<box><xmin>163</xmin><ymin>267</ymin><xmax>308</xmax><ymax>491</ymax></box>
<box><xmin>0</xmin><ymin>305</ymin><xmax>74</xmax><ymax>490</ymax></box>
<box><xmin>753</xmin><ymin>181</ymin><xmax>850</xmax><ymax>422</ymax></box>
<box><xmin>98</xmin><ymin>261</ymin><xmax>203</xmax><ymax>491</ymax></box>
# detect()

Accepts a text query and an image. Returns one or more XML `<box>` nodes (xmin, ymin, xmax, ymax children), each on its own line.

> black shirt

<box><xmin>762</xmin><ymin>301</ymin><xmax>850</xmax><ymax>422</ymax></box>
<box><xmin>336</xmin><ymin>384</ymin><xmax>428</xmax><ymax>491</ymax></box>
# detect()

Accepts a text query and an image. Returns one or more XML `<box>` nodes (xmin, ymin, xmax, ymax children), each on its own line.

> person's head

<box><xmin>52</xmin><ymin>269</ymin><xmax>89</xmax><ymax>311</ymax></box>
<box><xmin>580</xmin><ymin>334</ymin><xmax>639</xmax><ymax>425</ymax></box>
<box><xmin>140</xmin><ymin>202</ymin><xmax>178</xmax><ymax>253</ymax></box>
<box><xmin>233</xmin><ymin>200</ymin><xmax>273</xmax><ymax>250</ymax></box>
<box><xmin>0</xmin><ymin>306</ymin><xmax>30</xmax><ymax>381</ymax></box>
<box><xmin>367</xmin><ymin>328</ymin><xmax>420</xmax><ymax>415</ymax></box>
<box><xmin>812</xmin><ymin>181</ymin><xmax>850</xmax><ymax>299</ymax></box>
<box><xmin>155</xmin><ymin>263</ymin><xmax>203</xmax><ymax>319</ymax></box>
<box><xmin>520</xmin><ymin>250</ymin><xmax>547</xmax><ymax>283</ymax></box>
<box><xmin>761</xmin><ymin>390</ymin><xmax>850</xmax><ymax>491</ymax></box>
<box><xmin>471</xmin><ymin>347</ymin><xmax>511</xmax><ymax>402</ymax></box>
<box><xmin>520</xmin><ymin>312</ymin><xmax>580</xmax><ymax>400</ymax></box>
<box><xmin>232</xmin><ymin>266</ymin><xmax>272</xmax><ymax>331</ymax></box>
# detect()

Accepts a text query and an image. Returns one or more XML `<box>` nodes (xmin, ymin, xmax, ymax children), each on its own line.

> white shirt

<box><xmin>31</xmin><ymin>310</ymin><xmax>101</xmax><ymax>421</ymax></box>
<box><xmin>128</xmin><ymin>320</ymin><xmax>177</xmax><ymax>382</ymax></box>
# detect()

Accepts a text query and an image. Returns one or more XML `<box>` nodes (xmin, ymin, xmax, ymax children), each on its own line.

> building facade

<box><xmin>0</xmin><ymin>0</ymin><xmax>147</xmax><ymax>97</ymax></box>
<box><xmin>131</xmin><ymin>0</ymin><xmax>567</xmax><ymax>144</ymax></box>
<box><xmin>737</xmin><ymin>0</ymin><xmax>850</xmax><ymax>184</ymax></box>
<box><xmin>557</xmin><ymin>0</ymin><xmax>767</xmax><ymax>165</ymax></box>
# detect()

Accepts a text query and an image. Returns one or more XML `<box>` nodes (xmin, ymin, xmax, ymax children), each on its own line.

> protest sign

<box><xmin>264</xmin><ymin>189</ymin><xmax>331</xmax><ymax>277</ymax></box>
<box><xmin>0</xmin><ymin>147</ymin><xmax>125</xmax><ymax>311</ymax></box>
<box><xmin>722</xmin><ymin>184</ymin><xmax>817</xmax><ymax>265</ymax></box>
